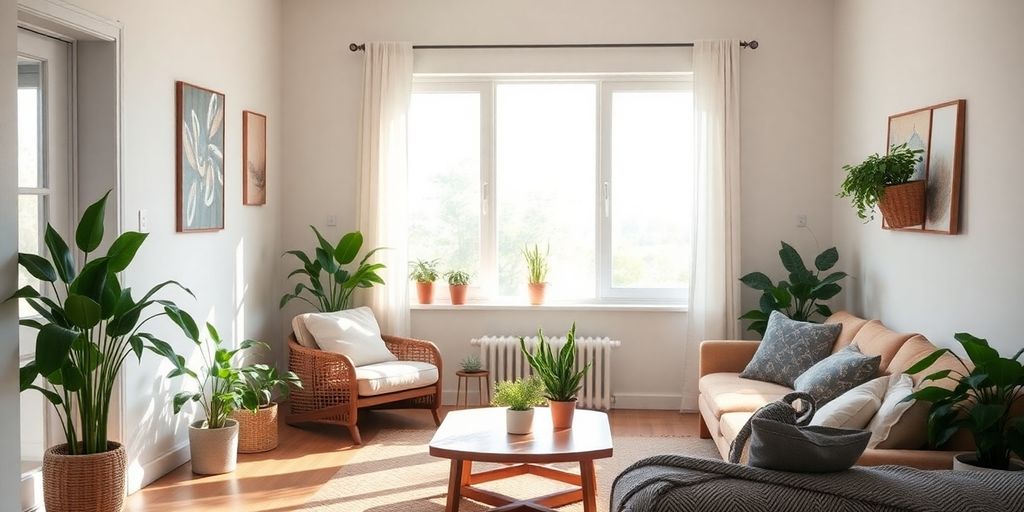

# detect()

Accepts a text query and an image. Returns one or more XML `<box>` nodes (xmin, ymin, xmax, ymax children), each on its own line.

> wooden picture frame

<box><xmin>884</xmin><ymin>99</ymin><xmax>965</xmax><ymax>234</ymax></box>
<box><xmin>242</xmin><ymin>110</ymin><xmax>267</xmax><ymax>206</ymax></box>
<box><xmin>176</xmin><ymin>81</ymin><xmax>226</xmax><ymax>232</ymax></box>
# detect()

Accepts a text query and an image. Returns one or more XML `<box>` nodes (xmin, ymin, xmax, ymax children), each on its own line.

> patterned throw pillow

<box><xmin>794</xmin><ymin>345</ymin><xmax>881</xmax><ymax>406</ymax></box>
<box><xmin>740</xmin><ymin>311</ymin><xmax>842</xmax><ymax>387</ymax></box>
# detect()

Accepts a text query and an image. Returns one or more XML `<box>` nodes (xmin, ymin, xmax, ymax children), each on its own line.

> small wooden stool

<box><xmin>455</xmin><ymin>370</ymin><xmax>490</xmax><ymax>409</ymax></box>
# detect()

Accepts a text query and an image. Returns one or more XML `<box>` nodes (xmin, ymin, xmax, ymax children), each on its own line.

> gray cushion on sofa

<box><xmin>794</xmin><ymin>344</ymin><xmax>881</xmax><ymax>405</ymax></box>
<box><xmin>740</xmin><ymin>311</ymin><xmax>841</xmax><ymax>387</ymax></box>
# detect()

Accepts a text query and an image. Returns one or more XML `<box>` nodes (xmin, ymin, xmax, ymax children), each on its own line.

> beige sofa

<box><xmin>697</xmin><ymin>311</ymin><xmax>973</xmax><ymax>470</ymax></box>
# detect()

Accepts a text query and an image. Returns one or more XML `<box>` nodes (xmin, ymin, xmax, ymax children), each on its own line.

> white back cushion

<box><xmin>291</xmin><ymin>314</ymin><xmax>319</xmax><ymax>348</ymax></box>
<box><xmin>866</xmin><ymin>373</ymin><xmax>917</xmax><ymax>448</ymax></box>
<box><xmin>811</xmin><ymin>375</ymin><xmax>887</xmax><ymax>429</ymax></box>
<box><xmin>300</xmin><ymin>307</ymin><xmax>397</xmax><ymax>366</ymax></box>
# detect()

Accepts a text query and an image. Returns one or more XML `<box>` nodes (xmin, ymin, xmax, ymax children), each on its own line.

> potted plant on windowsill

<box><xmin>903</xmin><ymin>332</ymin><xmax>1024</xmax><ymax>472</ymax></box>
<box><xmin>838</xmin><ymin>142</ymin><xmax>925</xmax><ymax>228</ymax></box>
<box><xmin>233</xmin><ymin>364</ymin><xmax>303</xmax><ymax>453</ymax></box>
<box><xmin>491</xmin><ymin>377</ymin><xmax>546</xmax><ymax>435</ymax></box>
<box><xmin>522</xmin><ymin>244</ymin><xmax>549</xmax><ymax>305</ymax></box>
<box><xmin>520</xmin><ymin>323</ymin><xmax>591</xmax><ymax>430</ymax></box>
<box><xmin>280</xmin><ymin>228</ymin><xmax>387</xmax><ymax>313</ymax></box>
<box><xmin>6</xmin><ymin>191</ymin><xmax>193</xmax><ymax>512</ymax></box>
<box><xmin>444</xmin><ymin>269</ymin><xmax>471</xmax><ymax>305</ymax></box>
<box><xmin>409</xmin><ymin>259</ymin><xmax>440</xmax><ymax>305</ymax></box>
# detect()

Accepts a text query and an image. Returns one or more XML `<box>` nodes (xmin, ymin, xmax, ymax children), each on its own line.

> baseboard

<box><xmin>443</xmin><ymin>389</ymin><xmax>687</xmax><ymax>411</ymax></box>
<box><xmin>127</xmin><ymin>441</ymin><xmax>190</xmax><ymax>494</ymax></box>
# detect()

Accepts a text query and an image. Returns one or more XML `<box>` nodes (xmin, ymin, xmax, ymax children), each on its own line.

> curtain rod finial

<box><xmin>349</xmin><ymin>43</ymin><xmax>365</xmax><ymax>52</ymax></box>
<box><xmin>741</xmin><ymin>40</ymin><xmax>759</xmax><ymax>49</ymax></box>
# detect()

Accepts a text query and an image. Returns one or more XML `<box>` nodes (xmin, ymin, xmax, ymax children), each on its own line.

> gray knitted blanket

<box><xmin>611</xmin><ymin>455</ymin><xmax>1024</xmax><ymax>512</ymax></box>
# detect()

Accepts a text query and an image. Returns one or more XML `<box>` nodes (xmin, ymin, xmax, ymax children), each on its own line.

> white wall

<box><xmin>832</xmin><ymin>0</ymin><xmax>1024</xmax><ymax>355</ymax></box>
<box><xmin>1</xmin><ymin>1</ymin><xmax>24</xmax><ymax>509</ymax></box>
<box><xmin>281</xmin><ymin>0</ymin><xmax>835</xmax><ymax>408</ymax></box>
<box><xmin>58</xmin><ymin>0</ymin><xmax>284</xmax><ymax>491</ymax></box>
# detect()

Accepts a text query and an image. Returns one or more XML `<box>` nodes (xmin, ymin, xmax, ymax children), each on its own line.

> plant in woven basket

<box><xmin>838</xmin><ymin>143</ymin><xmax>923</xmax><ymax>223</ymax></box>
<box><xmin>241</xmin><ymin>364</ymin><xmax>303</xmax><ymax>410</ymax></box>
<box><xmin>491</xmin><ymin>377</ymin><xmax>546</xmax><ymax>411</ymax></box>
<box><xmin>280</xmin><ymin>228</ymin><xmax>386</xmax><ymax>312</ymax></box>
<box><xmin>903</xmin><ymin>333</ymin><xmax>1024</xmax><ymax>470</ymax></box>
<box><xmin>738</xmin><ymin>242</ymin><xmax>847</xmax><ymax>336</ymax></box>
<box><xmin>460</xmin><ymin>354</ymin><xmax>483</xmax><ymax>373</ymax></box>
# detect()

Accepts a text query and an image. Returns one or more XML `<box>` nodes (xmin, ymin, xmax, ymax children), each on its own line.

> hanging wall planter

<box><xmin>877</xmin><ymin>180</ymin><xmax>926</xmax><ymax>228</ymax></box>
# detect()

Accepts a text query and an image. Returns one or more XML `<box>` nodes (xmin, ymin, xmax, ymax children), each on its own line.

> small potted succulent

<box><xmin>522</xmin><ymin>244</ymin><xmax>549</xmax><ymax>305</ymax></box>
<box><xmin>234</xmin><ymin>364</ymin><xmax>303</xmax><ymax>453</ymax></box>
<box><xmin>520</xmin><ymin>323</ymin><xmax>591</xmax><ymax>430</ymax></box>
<box><xmin>460</xmin><ymin>354</ymin><xmax>484</xmax><ymax>373</ymax></box>
<box><xmin>838</xmin><ymin>142</ymin><xmax>925</xmax><ymax>228</ymax></box>
<box><xmin>492</xmin><ymin>377</ymin><xmax>546</xmax><ymax>435</ymax></box>
<box><xmin>903</xmin><ymin>332</ymin><xmax>1024</xmax><ymax>472</ymax></box>
<box><xmin>444</xmin><ymin>269</ymin><xmax>471</xmax><ymax>305</ymax></box>
<box><xmin>409</xmin><ymin>259</ymin><xmax>440</xmax><ymax>304</ymax></box>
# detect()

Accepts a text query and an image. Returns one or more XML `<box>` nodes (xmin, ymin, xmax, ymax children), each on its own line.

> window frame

<box><xmin>410</xmin><ymin>73</ymin><xmax>692</xmax><ymax>305</ymax></box>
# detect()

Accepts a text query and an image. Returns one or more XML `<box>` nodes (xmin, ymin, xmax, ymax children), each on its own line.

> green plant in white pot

<box><xmin>6</xmin><ymin>192</ymin><xmax>191</xmax><ymax>512</ymax></box>
<box><xmin>491</xmin><ymin>377</ymin><xmax>546</xmax><ymax>435</ymax></box>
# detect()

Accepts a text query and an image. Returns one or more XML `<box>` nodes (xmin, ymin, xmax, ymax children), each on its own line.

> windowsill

<box><xmin>410</xmin><ymin>302</ymin><xmax>687</xmax><ymax>313</ymax></box>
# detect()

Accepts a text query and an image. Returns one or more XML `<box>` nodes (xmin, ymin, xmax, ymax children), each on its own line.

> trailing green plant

<box><xmin>408</xmin><ymin>259</ymin><xmax>440</xmax><ymax>283</ymax></box>
<box><xmin>460</xmin><ymin>354</ymin><xmax>483</xmax><ymax>373</ymax></box>
<box><xmin>7</xmin><ymin>191</ymin><xmax>193</xmax><ymax>455</ymax></box>
<box><xmin>739</xmin><ymin>242</ymin><xmax>847</xmax><ymax>336</ymax></box>
<box><xmin>240</xmin><ymin>363</ymin><xmax>303</xmax><ymax>410</ymax></box>
<box><xmin>520</xmin><ymin>323</ymin><xmax>590</xmax><ymax>402</ymax></box>
<box><xmin>522</xmin><ymin>244</ymin><xmax>549</xmax><ymax>284</ymax></box>
<box><xmin>491</xmin><ymin>377</ymin><xmax>546</xmax><ymax>411</ymax></box>
<box><xmin>838</xmin><ymin>142</ymin><xmax>924</xmax><ymax>222</ymax></box>
<box><xmin>155</xmin><ymin>321</ymin><xmax>266</xmax><ymax>429</ymax></box>
<box><xmin>280</xmin><ymin>228</ymin><xmax>386</xmax><ymax>312</ymax></box>
<box><xmin>444</xmin><ymin>269</ymin><xmax>471</xmax><ymax>286</ymax></box>
<box><xmin>903</xmin><ymin>333</ymin><xmax>1024</xmax><ymax>470</ymax></box>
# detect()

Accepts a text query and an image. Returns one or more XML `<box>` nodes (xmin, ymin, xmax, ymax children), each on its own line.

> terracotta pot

<box><xmin>233</xmin><ymin>403</ymin><xmax>279</xmax><ymax>453</ymax></box>
<box><xmin>189</xmin><ymin>419</ymin><xmax>239</xmax><ymax>475</ymax></box>
<box><xmin>953</xmin><ymin>453</ymin><xmax>1024</xmax><ymax>472</ymax></box>
<box><xmin>43</xmin><ymin>442</ymin><xmax>126</xmax><ymax>512</ymax></box>
<box><xmin>449</xmin><ymin>284</ymin><xmax>468</xmax><ymax>305</ymax></box>
<box><xmin>549</xmin><ymin>400</ymin><xmax>577</xmax><ymax>430</ymax></box>
<box><xmin>506</xmin><ymin>408</ymin><xmax>535</xmax><ymax>435</ymax></box>
<box><xmin>416</xmin><ymin>281</ymin><xmax>434</xmax><ymax>304</ymax></box>
<box><xmin>528</xmin><ymin>282</ymin><xmax>547</xmax><ymax>305</ymax></box>
<box><xmin>879</xmin><ymin>180</ymin><xmax>926</xmax><ymax>228</ymax></box>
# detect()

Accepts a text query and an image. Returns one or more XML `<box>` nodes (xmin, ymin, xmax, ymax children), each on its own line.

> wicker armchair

<box><xmin>285</xmin><ymin>333</ymin><xmax>443</xmax><ymax>444</ymax></box>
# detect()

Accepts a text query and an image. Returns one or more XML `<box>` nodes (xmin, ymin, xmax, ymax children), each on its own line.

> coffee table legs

<box><xmin>446</xmin><ymin>459</ymin><xmax>465</xmax><ymax>512</ymax></box>
<box><xmin>443</xmin><ymin>460</ymin><xmax>597</xmax><ymax>512</ymax></box>
<box><xmin>580</xmin><ymin>460</ymin><xmax>597</xmax><ymax>512</ymax></box>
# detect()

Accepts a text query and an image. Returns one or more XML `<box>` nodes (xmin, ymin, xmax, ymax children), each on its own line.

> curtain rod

<box><xmin>348</xmin><ymin>41</ymin><xmax>758</xmax><ymax>52</ymax></box>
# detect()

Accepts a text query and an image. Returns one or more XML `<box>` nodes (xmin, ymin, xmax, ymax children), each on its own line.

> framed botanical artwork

<box><xmin>176</xmin><ymin>81</ymin><xmax>225</xmax><ymax>232</ymax></box>
<box><xmin>885</xmin><ymin>99</ymin><xmax>965</xmax><ymax>234</ymax></box>
<box><xmin>242</xmin><ymin>110</ymin><xmax>267</xmax><ymax>206</ymax></box>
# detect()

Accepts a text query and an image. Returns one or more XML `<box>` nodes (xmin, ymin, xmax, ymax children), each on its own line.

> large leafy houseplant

<box><xmin>903</xmin><ymin>333</ymin><xmax>1024</xmax><ymax>470</ymax></box>
<box><xmin>838</xmin><ymin>142</ymin><xmax>923</xmax><ymax>222</ymax></box>
<box><xmin>280</xmin><ymin>228</ymin><xmax>386</xmax><ymax>312</ymax></box>
<box><xmin>739</xmin><ymin>242</ymin><xmax>847</xmax><ymax>336</ymax></box>
<box><xmin>7</xmin><ymin>192</ymin><xmax>191</xmax><ymax>456</ymax></box>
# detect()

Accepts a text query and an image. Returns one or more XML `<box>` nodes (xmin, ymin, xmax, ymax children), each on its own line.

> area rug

<box><xmin>303</xmin><ymin>428</ymin><xmax>720</xmax><ymax>511</ymax></box>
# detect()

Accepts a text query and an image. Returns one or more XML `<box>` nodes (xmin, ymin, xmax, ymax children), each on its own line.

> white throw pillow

<box><xmin>865</xmin><ymin>373</ymin><xmax>917</xmax><ymax>448</ymax></box>
<box><xmin>302</xmin><ymin>307</ymin><xmax>397</xmax><ymax>366</ymax></box>
<box><xmin>811</xmin><ymin>375</ymin><xmax>888</xmax><ymax>429</ymax></box>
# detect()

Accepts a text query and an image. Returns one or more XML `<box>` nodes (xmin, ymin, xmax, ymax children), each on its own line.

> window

<box><xmin>408</xmin><ymin>76</ymin><xmax>693</xmax><ymax>304</ymax></box>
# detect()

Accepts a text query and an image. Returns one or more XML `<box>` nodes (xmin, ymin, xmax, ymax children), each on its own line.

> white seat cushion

<box><xmin>301</xmin><ymin>307</ymin><xmax>397</xmax><ymax>366</ymax></box>
<box><xmin>355</xmin><ymin>361</ymin><xmax>439</xmax><ymax>397</ymax></box>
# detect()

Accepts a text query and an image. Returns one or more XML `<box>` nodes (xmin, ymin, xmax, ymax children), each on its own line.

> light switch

<box><xmin>138</xmin><ymin>209</ymin><xmax>149</xmax><ymax>232</ymax></box>
<box><xmin>796</xmin><ymin>214</ymin><xmax>807</xmax><ymax>228</ymax></box>
<box><xmin>326</xmin><ymin>214</ymin><xmax>338</xmax><ymax>227</ymax></box>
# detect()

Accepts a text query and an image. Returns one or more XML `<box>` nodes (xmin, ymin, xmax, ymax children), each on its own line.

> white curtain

<box><xmin>357</xmin><ymin>42</ymin><xmax>413</xmax><ymax>336</ymax></box>
<box><xmin>682</xmin><ymin>40</ymin><xmax>743</xmax><ymax>410</ymax></box>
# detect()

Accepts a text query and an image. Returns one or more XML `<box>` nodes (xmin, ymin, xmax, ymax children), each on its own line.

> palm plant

<box><xmin>280</xmin><ymin>228</ymin><xmax>386</xmax><ymax>312</ymax></box>
<box><xmin>519</xmin><ymin>323</ymin><xmax>590</xmax><ymax>402</ymax></box>
<box><xmin>7</xmin><ymin>192</ymin><xmax>191</xmax><ymax>455</ymax></box>
<box><xmin>522</xmin><ymin>244</ymin><xmax>549</xmax><ymax>284</ymax></box>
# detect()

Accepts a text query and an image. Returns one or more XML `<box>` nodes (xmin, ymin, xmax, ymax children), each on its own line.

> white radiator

<box><xmin>470</xmin><ymin>335</ymin><xmax>621</xmax><ymax>410</ymax></box>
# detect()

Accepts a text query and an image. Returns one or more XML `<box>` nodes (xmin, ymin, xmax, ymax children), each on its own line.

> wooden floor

<box><xmin>126</xmin><ymin>407</ymin><xmax>699</xmax><ymax>512</ymax></box>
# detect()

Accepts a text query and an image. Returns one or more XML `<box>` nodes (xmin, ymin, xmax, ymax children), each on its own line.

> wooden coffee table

<box><xmin>429</xmin><ymin>407</ymin><xmax>613</xmax><ymax>512</ymax></box>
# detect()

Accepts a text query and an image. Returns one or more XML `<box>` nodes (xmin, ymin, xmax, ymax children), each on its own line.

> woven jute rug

<box><xmin>303</xmin><ymin>428</ymin><xmax>720</xmax><ymax>511</ymax></box>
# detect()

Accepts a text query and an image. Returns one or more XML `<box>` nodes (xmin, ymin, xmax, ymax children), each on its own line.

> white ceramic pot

<box><xmin>953</xmin><ymin>453</ymin><xmax>1024</xmax><ymax>472</ymax></box>
<box><xmin>188</xmin><ymin>419</ymin><xmax>239</xmax><ymax>475</ymax></box>
<box><xmin>506</xmin><ymin>408</ymin><xmax>535</xmax><ymax>435</ymax></box>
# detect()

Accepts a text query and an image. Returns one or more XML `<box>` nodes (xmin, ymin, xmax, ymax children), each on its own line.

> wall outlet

<box><xmin>796</xmin><ymin>214</ymin><xmax>808</xmax><ymax>228</ymax></box>
<box><xmin>326</xmin><ymin>214</ymin><xmax>338</xmax><ymax>227</ymax></box>
<box><xmin>138</xmin><ymin>209</ymin><xmax>149</xmax><ymax>232</ymax></box>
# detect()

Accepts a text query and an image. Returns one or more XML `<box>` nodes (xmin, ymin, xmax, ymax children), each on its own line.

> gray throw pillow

<box><xmin>748</xmin><ymin>418</ymin><xmax>871</xmax><ymax>473</ymax></box>
<box><xmin>794</xmin><ymin>345</ymin><xmax>881</xmax><ymax>406</ymax></box>
<box><xmin>740</xmin><ymin>311</ymin><xmax>841</xmax><ymax>387</ymax></box>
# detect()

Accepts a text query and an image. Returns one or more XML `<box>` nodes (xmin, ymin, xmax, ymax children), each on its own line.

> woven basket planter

<box><xmin>879</xmin><ymin>180</ymin><xmax>926</xmax><ymax>228</ymax></box>
<box><xmin>188</xmin><ymin>419</ymin><xmax>239</xmax><ymax>475</ymax></box>
<box><xmin>43</xmin><ymin>441</ymin><xmax>126</xmax><ymax>512</ymax></box>
<box><xmin>233</xmin><ymin>403</ymin><xmax>279</xmax><ymax>453</ymax></box>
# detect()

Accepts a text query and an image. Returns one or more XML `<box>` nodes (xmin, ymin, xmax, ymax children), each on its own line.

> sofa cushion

<box><xmin>810</xmin><ymin>375</ymin><xmax>887</xmax><ymax>429</ymax></box>
<box><xmin>719</xmin><ymin>411</ymin><xmax>753</xmax><ymax>443</ymax></box>
<box><xmin>699</xmin><ymin>373</ymin><xmax>792</xmax><ymax>417</ymax></box>
<box><xmin>866</xmin><ymin>373</ymin><xmax>918</xmax><ymax>448</ymax></box>
<box><xmin>302</xmin><ymin>307</ymin><xmax>398</xmax><ymax>366</ymax></box>
<box><xmin>291</xmin><ymin>314</ymin><xmax>319</xmax><ymax>348</ymax></box>
<box><xmin>794</xmin><ymin>345</ymin><xmax>881</xmax><ymax>406</ymax></box>
<box><xmin>740</xmin><ymin>311</ymin><xmax>841</xmax><ymax>387</ymax></box>
<box><xmin>825</xmin><ymin>311</ymin><xmax>870</xmax><ymax>352</ymax></box>
<box><xmin>355</xmin><ymin>360</ymin><xmax>439</xmax><ymax>397</ymax></box>
<box><xmin>849</xmin><ymin>320</ymin><xmax>914</xmax><ymax>372</ymax></box>
<box><xmin>886</xmin><ymin>335</ymin><xmax>937</xmax><ymax>375</ymax></box>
